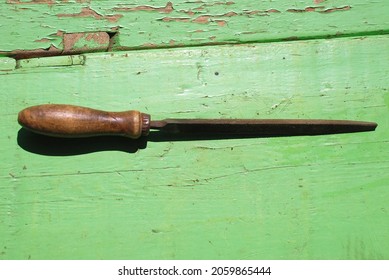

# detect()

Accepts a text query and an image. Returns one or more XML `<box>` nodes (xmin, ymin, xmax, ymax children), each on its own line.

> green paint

<box><xmin>16</xmin><ymin>55</ymin><xmax>85</xmax><ymax>69</ymax></box>
<box><xmin>0</xmin><ymin>57</ymin><xmax>15</xmax><ymax>71</ymax></box>
<box><xmin>1</xmin><ymin>0</ymin><xmax>389</xmax><ymax>53</ymax></box>
<box><xmin>0</xmin><ymin>0</ymin><xmax>388</xmax><ymax>260</ymax></box>
<box><xmin>1</xmin><ymin>34</ymin><xmax>388</xmax><ymax>259</ymax></box>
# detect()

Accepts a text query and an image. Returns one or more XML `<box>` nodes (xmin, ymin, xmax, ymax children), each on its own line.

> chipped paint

<box><xmin>63</xmin><ymin>32</ymin><xmax>110</xmax><ymax>53</ymax></box>
<box><xmin>8</xmin><ymin>31</ymin><xmax>113</xmax><ymax>59</ymax></box>
<box><xmin>6</xmin><ymin>0</ymin><xmax>55</xmax><ymax>4</ymax></box>
<box><xmin>162</xmin><ymin>12</ymin><xmax>238</xmax><ymax>25</ymax></box>
<box><xmin>113</xmin><ymin>2</ymin><xmax>174</xmax><ymax>13</ymax></box>
<box><xmin>244</xmin><ymin>9</ymin><xmax>281</xmax><ymax>16</ymax></box>
<box><xmin>192</xmin><ymin>15</ymin><xmax>212</xmax><ymax>24</ymax></box>
<box><xmin>0</xmin><ymin>0</ymin><xmax>385</xmax><ymax>56</ymax></box>
<box><xmin>287</xmin><ymin>7</ymin><xmax>325</xmax><ymax>13</ymax></box>
<box><xmin>57</xmin><ymin>7</ymin><xmax>123</xmax><ymax>23</ymax></box>
<box><xmin>321</xmin><ymin>6</ymin><xmax>351</xmax><ymax>13</ymax></box>
<box><xmin>161</xmin><ymin>17</ymin><xmax>190</xmax><ymax>23</ymax></box>
<box><xmin>287</xmin><ymin>5</ymin><xmax>351</xmax><ymax>13</ymax></box>
<box><xmin>16</xmin><ymin>54</ymin><xmax>85</xmax><ymax>69</ymax></box>
<box><xmin>160</xmin><ymin>5</ymin><xmax>352</xmax><ymax>26</ymax></box>
<box><xmin>34</xmin><ymin>38</ymin><xmax>52</xmax><ymax>43</ymax></box>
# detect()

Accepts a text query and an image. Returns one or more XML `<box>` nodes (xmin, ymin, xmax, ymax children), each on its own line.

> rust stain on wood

<box><xmin>57</xmin><ymin>7</ymin><xmax>123</xmax><ymax>23</ymax></box>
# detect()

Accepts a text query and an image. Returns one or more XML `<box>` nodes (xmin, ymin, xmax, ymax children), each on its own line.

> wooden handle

<box><xmin>18</xmin><ymin>104</ymin><xmax>150</xmax><ymax>139</ymax></box>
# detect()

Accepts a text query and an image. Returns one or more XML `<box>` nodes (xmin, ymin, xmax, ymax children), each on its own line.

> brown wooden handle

<box><xmin>18</xmin><ymin>104</ymin><xmax>150</xmax><ymax>138</ymax></box>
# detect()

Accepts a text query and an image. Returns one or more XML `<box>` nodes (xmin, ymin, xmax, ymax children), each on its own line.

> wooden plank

<box><xmin>1</xmin><ymin>0</ymin><xmax>388</xmax><ymax>54</ymax></box>
<box><xmin>16</xmin><ymin>55</ymin><xmax>85</xmax><ymax>69</ymax></box>
<box><xmin>1</xmin><ymin>35</ymin><xmax>388</xmax><ymax>259</ymax></box>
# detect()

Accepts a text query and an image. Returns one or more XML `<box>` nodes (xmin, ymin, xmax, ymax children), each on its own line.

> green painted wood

<box><xmin>1</xmin><ymin>0</ymin><xmax>389</xmax><ymax>54</ymax></box>
<box><xmin>1</xmin><ymin>34</ymin><xmax>388</xmax><ymax>259</ymax></box>
<box><xmin>0</xmin><ymin>57</ymin><xmax>15</xmax><ymax>71</ymax></box>
<box><xmin>15</xmin><ymin>54</ymin><xmax>85</xmax><ymax>69</ymax></box>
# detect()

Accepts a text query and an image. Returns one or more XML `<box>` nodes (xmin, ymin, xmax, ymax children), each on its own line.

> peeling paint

<box><xmin>287</xmin><ymin>5</ymin><xmax>351</xmax><ymax>13</ymax></box>
<box><xmin>113</xmin><ymin>2</ymin><xmax>174</xmax><ymax>13</ymax></box>
<box><xmin>161</xmin><ymin>17</ymin><xmax>190</xmax><ymax>23</ymax></box>
<box><xmin>266</xmin><ymin>9</ymin><xmax>281</xmax><ymax>13</ymax></box>
<box><xmin>244</xmin><ymin>9</ymin><xmax>281</xmax><ymax>15</ymax></box>
<box><xmin>163</xmin><ymin>11</ymin><xmax>238</xmax><ymax>26</ymax></box>
<box><xmin>9</xmin><ymin>44</ymin><xmax>61</xmax><ymax>60</ymax></box>
<box><xmin>320</xmin><ymin>6</ymin><xmax>351</xmax><ymax>13</ymax></box>
<box><xmin>0</xmin><ymin>0</ymin><xmax>383</xmax><ymax>57</ymax></box>
<box><xmin>180</xmin><ymin>9</ymin><xmax>196</xmax><ymax>16</ymax></box>
<box><xmin>63</xmin><ymin>32</ymin><xmax>110</xmax><ymax>53</ymax></box>
<box><xmin>200</xmin><ymin>1</ymin><xmax>235</xmax><ymax>7</ymax></box>
<box><xmin>8</xmin><ymin>31</ymin><xmax>114</xmax><ymax>59</ymax></box>
<box><xmin>287</xmin><ymin>7</ymin><xmax>325</xmax><ymax>13</ymax></box>
<box><xmin>6</xmin><ymin>0</ymin><xmax>55</xmax><ymax>4</ymax></box>
<box><xmin>156</xmin><ymin>3</ymin><xmax>353</xmax><ymax>27</ymax></box>
<box><xmin>192</xmin><ymin>1</ymin><xmax>235</xmax><ymax>11</ymax></box>
<box><xmin>16</xmin><ymin>54</ymin><xmax>85</xmax><ymax>69</ymax></box>
<box><xmin>192</xmin><ymin>15</ymin><xmax>212</xmax><ymax>24</ymax></box>
<box><xmin>57</xmin><ymin>7</ymin><xmax>123</xmax><ymax>23</ymax></box>
<box><xmin>223</xmin><ymin>11</ymin><xmax>238</xmax><ymax>17</ymax></box>
<box><xmin>141</xmin><ymin>43</ymin><xmax>158</xmax><ymax>48</ymax></box>
<box><xmin>216</xmin><ymin>20</ymin><xmax>227</xmax><ymax>27</ymax></box>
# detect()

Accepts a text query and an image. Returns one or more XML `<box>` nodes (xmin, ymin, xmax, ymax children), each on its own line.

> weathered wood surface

<box><xmin>0</xmin><ymin>0</ymin><xmax>388</xmax><ymax>260</ymax></box>
<box><xmin>1</xmin><ymin>0</ymin><xmax>388</xmax><ymax>54</ymax></box>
